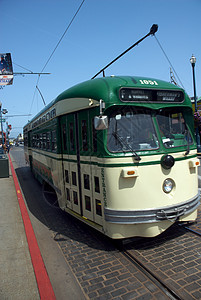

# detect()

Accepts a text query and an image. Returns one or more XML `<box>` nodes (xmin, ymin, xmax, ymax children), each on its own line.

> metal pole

<box><xmin>0</xmin><ymin>103</ymin><xmax>4</xmax><ymax>145</ymax></box>
<box><xmin>190</xmin><ymin>55</ymin><xmax>201</xmax><ymax>152</ymax></box>
<box><xmin>91</xmin><ymin>24</ymin><xmax>158</xmax><ymax>79</ymax></box>
<box><xmin>192</xmin><ymin>63</ymin><xmax>197</xmax><ymax>111</ymax></box>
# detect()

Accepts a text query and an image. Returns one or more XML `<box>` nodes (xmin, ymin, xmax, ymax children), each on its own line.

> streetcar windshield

<box><xmin>156</xmin><ymin>108</ymin><xmax>193</xmax><ymax>148</ymax></box>
<box><xmin>107</xmin><ymin>108</ymin><xmax>159</xmax><ymax>153</ymax></box>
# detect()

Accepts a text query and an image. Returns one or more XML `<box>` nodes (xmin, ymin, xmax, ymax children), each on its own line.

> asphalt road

<box><xmin>10</xmin><ymin>146</ymin><xmax>86</xmax><ymax>300</ymax></box>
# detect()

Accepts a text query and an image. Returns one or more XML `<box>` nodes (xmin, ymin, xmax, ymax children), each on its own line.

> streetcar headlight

<box><xmin>163</xmin><ymin>179</ymin><xmax>174</xmax><ymax>193</ymax></box>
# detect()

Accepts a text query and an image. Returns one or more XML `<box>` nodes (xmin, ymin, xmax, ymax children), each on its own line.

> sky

<box><xmin>1</xmin><ymin>0</ymin><xmax>201</xmax><ymax>138</ymax></box>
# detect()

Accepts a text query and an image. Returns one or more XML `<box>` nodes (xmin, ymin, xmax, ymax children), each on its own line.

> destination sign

<box><xmin>119</xmin><ymin>88</ymin><xmax>184</xmax><ymax>103</ymax></box>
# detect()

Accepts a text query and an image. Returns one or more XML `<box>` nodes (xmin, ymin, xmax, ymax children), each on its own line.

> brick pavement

<box><xmin>126</xmin><ymin>221</ymin><xmax>201</xmax><ymax>300</ymax></box>
<box><xmin>55</xmin><ymin>233</ymin><xmax>170</xmax><ymax>299</ymax></box>
<box><xmin>53</xmin><ymin>217</ymin><xmax>170</xmax><ymax>300</ymax></box>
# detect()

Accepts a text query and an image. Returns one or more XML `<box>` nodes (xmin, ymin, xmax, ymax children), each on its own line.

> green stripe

<box><xmin>30</xmin><ymin>149</ymin><xmax>197</xmax><ymax>168</ymax></box>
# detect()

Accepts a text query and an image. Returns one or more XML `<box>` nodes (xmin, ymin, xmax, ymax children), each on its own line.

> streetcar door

<box><xmin>65</xmin><ymin>113</ymin><xmax>82</xmax><ymax>215</ymax></box>
<box><xmin>60</xmin><ymin>115</ymin><xmax>72</xmax><ymax>210</ymax></box>
<box><xmin>77</xmin><ymin>110</ymin><xmax>103</xmax><ymax>226</ymax></box>
<box><xmin>77</xmin><ymin>110</ymin><xmax>94</xmax><ymax>222</ymax></box>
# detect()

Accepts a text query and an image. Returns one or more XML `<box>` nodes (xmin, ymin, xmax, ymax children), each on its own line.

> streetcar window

<box><xmin>96</xmin><ymin>199</ymin><xmax>102</xmax><ymax>216</ymax></box>
<box><xmin>46</xmin><ymin>132</ymin><xmax>51</xmax><ymax>150</ymax></box>
<box><xmin>62</xmin><ymin>123</ymin><xmax>67</xmax><ymax>151</ymax></box>
<box><xmin>51</xmin><ymin>130</ymin><xmax>57</xmax><ymax>152</ymax></box>
<box><xmin>81</xmin><ymin>120</ymin><xmax>88</xmax><ymax>151</ymax></box>
<box><xmin>42</xmin><ymin>133</ymin><xmax>46</xmax><ymax>149</ymax></box>
<box><xmin>37</xmin><ymin>134</ymin><xmax>40</xmax><ymax>148</ymax></box>
<box><xmin>107</xmin><ymin>108</ymin><xmax>159</xmax><ymax>153</ymax></box>
<box><xmin>32</xmin><ymin>135</ymin><xmax>36</xmax><ymax>148</ymax></box>
<box><xmin>72</xmin><ymin>171</ymin><xmax>77</xmax><ymax>186</ymax></box>
<box><xmin>156</xmin><ymin>109</ymin><xmax>193</xmax><ymax>148</ymax></box>
<box><xmin>73</xmin><ymin>191</ymin><xmax>78</xmax><ymax>205</ymax></box>
<box><xmin>85</xmin><ymin>196</ymin><xmax>91</xmax><ymax>211</ymax></box>
<box><xmin>69</xmin><ymin>122</ymin><xmax>75</xmax><ymax>151</ymax></box>
<box><xmin>65</xmin><ymin>170</ymin><xmax>69</xmax><ymax>183</ymax></box>
<box><xmin>94</xmin><ymin>176</ymin><xmax>100</xmax><ymax>193</ymax></box>
<box><xmin>39</xmin><ymin>134</ymin><xmax>42</xmax><ymax>149</ymax></box>
<box><xmin>66</xmin><ymin>188</ymin><xmax>70</xmax><ymax>201</ymax></box>
<box><xmin>92</xmin><ymin>118</ymin><xmax>97</xmax><ymax>152</ymax></box>
<box><xmin>84</xmin><ymin>174</ymin><xmax>90</xmax><ymax>190</ymax></box>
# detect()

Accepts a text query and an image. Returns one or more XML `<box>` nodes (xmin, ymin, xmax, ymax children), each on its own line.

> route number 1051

<box><xmin>139</xmin><ymin>79</ymin><xmax>158</xmax><ymax>85</ymax></box>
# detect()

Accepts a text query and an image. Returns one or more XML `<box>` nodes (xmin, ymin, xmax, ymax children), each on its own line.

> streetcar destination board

<box><xmin>119</xmin><ymin>88</ymin><xmax>184</xmax><ymax>103</ymax></box>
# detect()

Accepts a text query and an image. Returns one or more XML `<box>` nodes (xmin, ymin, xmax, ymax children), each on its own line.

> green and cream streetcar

<box><xmin>24</xmin><ymin>75</ymin><xmax>200</xmax><ymax>239</ymax></box>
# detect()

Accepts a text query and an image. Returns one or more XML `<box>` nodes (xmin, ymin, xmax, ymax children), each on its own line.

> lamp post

<box><xmin>190</xmin><ymin>54</ymin><xmax>201</xmax><ymax>152</ymax></box>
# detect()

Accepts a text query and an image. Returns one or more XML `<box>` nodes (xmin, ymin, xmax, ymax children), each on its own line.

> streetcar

<box><xmin>23</xmin><ymin>75</ymin><xmax>200</xmax><ymax>239</ymax></box>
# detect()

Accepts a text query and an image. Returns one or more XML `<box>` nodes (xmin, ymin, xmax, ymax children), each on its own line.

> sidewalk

<box><xmin>0</xmin><ymin>163</ymin><xmax>40</xmax><ymax>299</ymax></box>
<box><xmin>0</xmin><ymin>153</ymin><xmax>57</xmax><ymax>300</ymax></box>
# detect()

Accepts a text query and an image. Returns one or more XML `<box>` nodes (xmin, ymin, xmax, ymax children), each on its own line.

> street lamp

<box><xmin>190</xmin><ymin>55</ymin><xmax>197</xmax><ymax>111</ymax></box>
<box><xmin>190</xmin><ymin>54</ymin><xmax>201</xmax><ymax>152</ymax></box>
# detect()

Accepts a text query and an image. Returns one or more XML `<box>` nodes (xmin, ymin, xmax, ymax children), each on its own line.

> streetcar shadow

<box><xmin>124</xmin><ymin>223</ymin><xmax>187</xmax><ymax>251</ymax></box>
<box><xmin>15</xmin><ymin>166</ymin><xmax>116</xmax><ymax>251</ymax></box>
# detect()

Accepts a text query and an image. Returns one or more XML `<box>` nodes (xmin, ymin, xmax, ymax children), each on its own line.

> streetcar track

<box><xmin>181</xmin><ymin>224</ymin><xmax>201</xmax><ymax>237</ymax></box>
<box><xmin>117</xmin><ymin>245</ymin><xmax>181</xmax><ymax>300</ymax></box>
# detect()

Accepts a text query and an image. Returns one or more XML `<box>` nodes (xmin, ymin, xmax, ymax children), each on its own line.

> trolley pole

<box><xmin>190</xmin><ymin>55</ymin><xmax>201</xmax><ymax>152</ymax></box>
<box><xmin>91</xmin><ymin>24</ymin><xmax>158</xmax><ymax>79</ymax></box>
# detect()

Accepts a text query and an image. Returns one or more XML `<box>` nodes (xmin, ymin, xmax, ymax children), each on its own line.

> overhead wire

<box><xmin>13</xmin><ymin>62</ymin><xmax>33</xmax><ymax>73</ymax></box>
<box><xmin>40</xmin><ymin>0</ymin><xmax>86</xmax><ymax>75</ymax></box>
<box><xmin>29</xmin><ymin>0</ymin><xmax>86</xmax><ymax>113</ymax></box>
<box><xmin>154</xmin><ymin>35</ymin><xmax>185</xmax><ymax>89</ymax></box>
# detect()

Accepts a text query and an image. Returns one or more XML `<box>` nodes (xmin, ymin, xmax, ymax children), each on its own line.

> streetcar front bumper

<box><xmin>104</xmin><ymin>192</ymin><xmax>200</xmax><ymax>224</ymax></box>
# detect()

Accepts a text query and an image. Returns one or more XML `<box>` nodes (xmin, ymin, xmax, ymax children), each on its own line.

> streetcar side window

<box><xmin>94</xmin><ymin>176</ymin><xmax>100</xmax><ymax>193</ymax></box>
<box><xmin>73</xmin><ymin>191</ymin><xmax>78</xmax><ymax>205</ymax></box>
<box><xmin>85</xmin><ymin>196</ymin><xmax>91</xmax><ymax>211</ymax></box>
<box><xmin>65</xmin><ymin>170</ymin><xmax>69</xmax><ymax>183</ymax></box>
<box><xmin>62</xmin><ymin>123</ymin><xmax>67</xmax><ymax>151</ymax></box>
<box><xmin>84</xmin><ymin>174</ymin><xmax>90</xmax><ymax>190</ymax></box>
<box><xmin>96</xmin><ymin>199</ymin><xmax>102</xmax><ymax>216</ymax></box>
<box><xmin>46</xmin><ymin>132</ymin><xmax>51</xmax><ymax>151</ymax></box>
<box><xmin>81</xmin><ymin>120</ymin><xmax>88</xmax><ymax>151</ymax></box>
<box><xmin>72</xmin><ymin>171</ymin><xmax>77</xmax><ymax>186</ymax></box>
<box><xmin>32</xmin><ymin>134</ymin><xmax>36</xmax><ymax>148</ymax></box>
<box><xmin>69</xmin><ymin>122</ymin><xmax>75</xmax><ymax>151</ymax></box>
<box><xmin>39</xmin><ymin>133</ymin><xmax>43</xmax><ymax>149</ymax></box>
<box><xmin>92</xmin><ymin>118</ymin><xmax>97</xmax><ymax>152</ymax></box>
<box><xmin>37</xmin><ymin>134</ymin><xmax>40</xmax><ymax>148</ymax></box>
<box><xmin>42</xmin><ymin>133</ymin><xmax>46</xmax><ymax>149</ymax></box>
<box><xmin>66</xmin><ymin>188</ymin><xmax>70</xmax><ymax>201</ymax></box>
<box><xmin>51</xmin><ymin>130</ymin><xmax>57</xmax><ymax>152</ymax></box>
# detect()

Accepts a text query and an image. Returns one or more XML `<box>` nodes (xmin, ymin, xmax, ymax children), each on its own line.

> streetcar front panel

<box><xmin>101</xmin><ymin>103</ymin><xmax>199</xmax><ymax>238</ymax></box>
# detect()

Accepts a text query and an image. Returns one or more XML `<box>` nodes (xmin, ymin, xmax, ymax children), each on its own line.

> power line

<box><xmin>13</xmin><ymin>62</ymin><xmax>33</xmax><ymax>73</ymax></box>
<box><xmin>30</xmin><ymin>0</ymin><xmax>86</xmax><ymax>111</ymax></box>
<box><xmin>40</xmin><ymin>0</ymin><xmax>86</xmax><ymax>75</ymax></box>
<box><xmin>154</xmin><ymin>35</ymin><xmax>185</xmax><ymax>89</ymax></box>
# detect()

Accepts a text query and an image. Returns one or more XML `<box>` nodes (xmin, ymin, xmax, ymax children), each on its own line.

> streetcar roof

<box><xmin>24</xmin><ymin>75</ymin><xmax>189</xmax><ymax>129</ymax></box>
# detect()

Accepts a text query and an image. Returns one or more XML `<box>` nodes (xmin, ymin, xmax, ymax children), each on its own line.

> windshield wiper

<box><xmin>112</xmin><ymin>132</ymin><xmax>141</xmax><ymax>161</ymax></box>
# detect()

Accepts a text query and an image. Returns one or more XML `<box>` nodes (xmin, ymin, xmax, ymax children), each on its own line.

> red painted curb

<box><xmin>8</xmin><ymin>154</ymin><xmax>56</xmax><ymax>300</ymax></box>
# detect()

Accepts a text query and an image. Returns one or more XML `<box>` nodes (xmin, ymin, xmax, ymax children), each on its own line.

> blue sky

<box><xmin>1</xmin><ymin>0</ymin><xmax>201</xmax><ymax>137</ymax></box>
